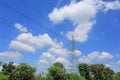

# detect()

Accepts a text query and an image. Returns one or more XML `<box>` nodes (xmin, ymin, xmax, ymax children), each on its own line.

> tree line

<box><xmin>0</xmin><ymin>62</ymin><xmax>120</xmax><ymax>80</ymax></box>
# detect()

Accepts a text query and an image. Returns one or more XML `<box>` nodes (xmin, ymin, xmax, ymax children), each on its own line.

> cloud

<box><xmin>38</xmin><ymin>59</ymin><xmax>49</xmax><ymax>64</ymax></box>
<box><xmin>104</xmin><ymin>0</ymin><xmax>120</xmax><ymax>12</ymax></box>
<box><xmin>48</xmin><ymin>0</ymin><xmax>100</xmax><ymax>42</ymax></box>
<box><xmin>38</xmin><ymin>52</ymin><xmax>71</xmax><ymax>72</ymax></box>
<box><xmin>48</xmin><ymin>47</ymin><xmax>70</xmax><ymax>57</ymax></box>
<box><xmin>10</xmin><ymin>33</ymin><xmax>63</xmax><ymax>53</ymax></box>
<box><xmin>0</xmin><ymin>51</ymin><xmax>23</xmax><ymax>60</ymax></box>
<box><xmin>49</xmin><ymin>0</ymin><xmax>98</xmax><ymax>24</ymax></box>
<box><xmin>41</xmin><ymin>52</ymin><xmax>55</xmax><ymax>60</ymax></box>
<box><xmin>37</xmin><ymin>47</ymin><xmax>71</xmax><ymax>72</ymax></box>
<box><xmin>37</xmin><ymin>52</ymin><xmax>55</xmax><ymax>73</ymax></box>
<box><xmin>14</xmin><ymin>23</ymin><xmax>28</xmax><ymax>33</ymax></box>
<box><xmin>55</xmin><ymin>57</ymin><xmax>68</xmax><ymax>63</ymax></box>
<box><xmin>105</xmin><ymin>64</ymin><xmax>111</xmax><ymax>68</ymax></box>
<box><xmin>74</xmin><ymin>49</ymin><xmax>82</xmax><ymax>56</ymax></box>
<box><xmin>55</xmin><ymin>57</ymin><xmax>70</xmax><ymax>68</ymax></box>
<box><xmin>10</xmin><ymin>40</ymin><xmax>35</xmax><ymax>53</ymax></box>
<box><xmin>78</xmin><ymin>51</ymin><xmax>99</xmax><ymax>63</ymax></box>
<box><xmin>9</xmin><ymin>32</ymin><xmax>72</xmax><ymax>72</ymax></box>
<box><xmin>88</xmin><ymin>51</ymin><xmax>99</xmax><ymax>59</ymax></box>
<box><xmin>117</xmin><ymin>60</ymin><xmax>120</xmax><ymax>64</ymax></box>
<box><xmin>37</xmin><ymin>44</ymin><xmax>82</xmax><ymax>72</ymax></box>
<box><xmin>98</xmin><ymin>52</ymin><xmax>113</xmax><ymax>60</ymax></box>
<box><xmin>78</xmin><ymin>56</ymin><xmax>91</xmax><ymax>63</ymax></box>
<box><xmin>38</xmin><ymin>46</ymin><xmax>81</xmax><ymax>72</ymax></box>
<box><xmin>39</xmin><ymin>0</ymin><xmax>120</xmax><ymax>71</ymax></box>
<box><xmin>48</xmin><ymin>0</ymin><xmax>120</xmax><ymax>42</ymax></box>
<box><xmin>78</xmin><ymin>51</ymin><xmax>113</xmax><ymax>63</ymax></box>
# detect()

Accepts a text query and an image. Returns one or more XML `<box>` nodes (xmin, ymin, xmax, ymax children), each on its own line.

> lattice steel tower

<box><xmin>70</xmin><ymin>35</ymin><xmax>79</xmax><ymax>73</ymax></box>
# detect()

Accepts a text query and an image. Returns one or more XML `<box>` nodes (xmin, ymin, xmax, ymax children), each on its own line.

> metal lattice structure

<box><xmin>70</xmin><ymin>35</ymin><xmax>79</xmax><ymax>73</ymax></box>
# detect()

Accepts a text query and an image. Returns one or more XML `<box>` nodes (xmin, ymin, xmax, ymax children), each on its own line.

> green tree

<box><xmin>103</xmin><ymin>67</ymin><xmax>114</xmax><ymax>80</ymax></box>
<box><xmin>0</xmin><ymin>73</ymin><xmax>9</xmax><ymax>80</ymax></box>
<box><xmin>53</xmin><ymin>62</ymin><xmax>64</xmax><ymax>69</ymax></box>
<box><xmin>2</xmin><ymin>62</ymin><xmax>16</xmax><ymax>75</ymax></box>
<box><xmin>78</xmin><ymin>63</ymin><xmax>91</xmax><ymax>80</ymax></box>
<box><xmin>80</xmin><ymin>76</ymin><xmax>86</xmax><ymax>80</ymax></box>
<box><xmin>35</xmin><ymin>74</ymin><xmax>46</xmax><ymax>80</ymax></box>
<box><xmin>114</xmin><ymin>72</ymin><xmax>120</xmax><ymax>80</ymax></box>
<box><xmin>1</xmin><ymin>62</ymin><xmax>16</xmax><ymax>80</ymax></box>
<box><xmin>90</xmin><ymin>64</ymin><xmax>105</xmax><ymax>80</ymax></box>
<box><xmin>48</xmin><ymin>62</ymin><xmax>66</xmax><ymax>80</ymax></box>
<box><xmin>46</xmin><ymin>73</ymin><xmax>54</xmax><ymax>80</ymax></box>
<box><xmin>90</xmin><ymin>64</ymin><xmax>114</xmax><ymax>80</ymax></box>
<box><xmin>66</xmin><ymin>73</ymin><xmax>81</xmax><ymax>80</ymax></box>
<box><xmin>10</xmin><ymin>63</ymin><xmax>36</xmax><ymax>80</ymax></box>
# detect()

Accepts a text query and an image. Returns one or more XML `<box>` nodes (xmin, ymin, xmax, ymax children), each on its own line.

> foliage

<box><xmin>0</xmin><ymin>61</ymin><xmax>120</xmax><ymax>80</ymax></box>
<box><xmin>114</xmin><ymin>72</ymin><xmax>120</xmax><ymax>80</ymax></box>
<box><xmin>10</xmin><ymin>63</ymin><xmax>36</xmax><ymax>80</ymax></box>
<box><xmin>66</xmin><ymin>73</ymin><xmax>81</xmax><ymax>80</ymax></box>
<box><xmin>46</xmin><ymin>73</ymin><xmax>54</xmax><ymax>80</ymax></box>
<box><xmin>90</xmin><ymin>64</ymin><xmax>105</xmax><ymax>80</ymax></box>
<box><xmin>78</xmin><ymin>63</ymin><xmax>91</xmax><ymax>80</ymax></box>
<box><xmin>1</xmin><ymin>62</ymin><xmax>36</xmax><ymax>80</ymax></box>
<box><xmin>90</xmin><ymin>64</ymin><xmax>114</xmax><ymax>80</ymax></box>
<box><xmin>79</xmin><ymin>76</ymin><xmax>86</xmax><ymax>80</ymax></box>
<box><xmin>35</xmin><ymin>74</ymin><xmax>46</xmax><ymax>80</ymax></box>
<box><xmin>2</xmin><ymin>62</ymin><xmax>16</xmax><ymax>75</ymax></box>
<box><xmin>0</xmin><ymin>73</ymin><xmax>9</xmax><ymax>80</ymax></box>
<box><xmin>48</xmin><ymin>62</ymin><xmax>66</xmax><ymax>80</ymax></box>
<box><xmin>103</xmin><ymin>67</ymin><xmax>114</xmax><ymax>80</ymax></box>
<box><xmin>53</xmin><ymin>62</ymin><xmax>64</xmax><ymax>69</ymax></box>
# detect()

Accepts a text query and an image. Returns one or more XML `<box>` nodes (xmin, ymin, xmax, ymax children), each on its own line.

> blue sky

<box><xmin>0</xmin><ymin>0</ymin><xmax>120</xmax><ymax>73</ymax></box>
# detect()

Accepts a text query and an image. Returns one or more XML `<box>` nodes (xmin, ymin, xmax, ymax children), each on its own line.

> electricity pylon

<box><xmin>70</xmin><ymin>35</ymin><xmax>79</xmax><ymax>73</ymax></box>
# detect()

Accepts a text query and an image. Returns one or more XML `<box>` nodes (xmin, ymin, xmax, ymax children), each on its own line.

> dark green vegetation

<box><xmin>0</xmin><ymin>62</ymin><xmax>120</xmax><ymax>80</ymax></box>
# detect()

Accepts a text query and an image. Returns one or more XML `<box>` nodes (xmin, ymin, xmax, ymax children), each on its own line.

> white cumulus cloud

<box><xmin>10</xmin><ymin>33</ymin><xmax>63</xmax><ymax>53</ymax></box>
<box><xmin>48</xmin><ymin>0</ymin><xmax>120</xmax><ymax>43</ymax></box>
<box><xmin>41</xmin><ymin>52</ymin><xmax>55</xmax><ymax>60</ymax></box>
<box><xmin>78</xmin><ymin>51</ymin><xmax>99</xmax><ymax>63</ymax></box>
<box><xmin>117</xmin><ymin>60</ymin><xmax>120</xmax><ymax>64</ymax></box>
<box><xmin>49</xmin><ymin>47</ymin><xmax>70</xmax><ymax>57</ymax></box>
<box><xmin>48</xmin><ymin>0</ymin><xmax>100</xmax><ymax>42</ymax></box>
<box><xmin>104</xmin><ymin>0</ymin><xmax>120</xmax><ymax>12</ymax></box>
<box><xmin>10</xmin><ymin>40</ymin><xmax>35</xmax><ymax>53</ymax></box>
<box><xmin>78</xmin><ymin>56</ymin><xmax>91</xmax><ymax>63</ymax></box>
<box><xmin>38</xmin><ymin>59</ymin><xmax>48</xmax><ymax>64</ymax></box>
<box><xmin>55</xmin><ymin>57</ymin><xmax>70</xmax><ymax>68</ymax></box>
<box><xmin>105</xmin><ymin>64</ymin><xmax>111</xmax><ymax>68</ymax></box>
<box><xmin>37</xmin><ymin>44</ymin><xmax>82</xmax><ymax>73</ymax></box>
<box><xmin>88</xmin><ymin>51</ymin><xmax>99</xmax><ymax>59</ymax></box>
<box><xmin>78</xmin><ymin>51</ymin><xmax>113</xmax><ymax>63</ymax></box>
<box><xmin>98</xmin><ymin>52</ymin><xmax>113</xmax><ymax>60</ymax></box>
<box><xmin>14</xmin><ymin>23</ymin><xmax>28</xmax><ymax>33</ymax></box>
<box><xmin>0</xmin><ymin>51</ymin><xmax>23</xmax><ymax>60</ymax></box>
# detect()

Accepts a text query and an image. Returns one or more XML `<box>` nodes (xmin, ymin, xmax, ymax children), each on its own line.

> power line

<box><xmin>0</xmin><ymin>17</ymin><xmax>13</xmax><ymax>26</ymax></box>
<box><xmin>0</xmin><ymin>19</ymin><xmax>12</xmax><ymax>28</ymax></box>
<box><xmin>20</xmin><ymin>0</ymin><xmax>70</xmax><ymax>44</ymax></box>
<box><xmin>0</xmin><ymin>19</ymin><xmax>10</xmax><ymax>26</ymax></box>
<box><xmin>0</xmin><ymin>17</ymin><xmax>69</xmax><ymax>45</ymax></box>
<box><xmin>0</xmin><ymin>17</ymin><xmax>13</xmax><ymax>25</ymax></box>
<box><xmin>0</xmin><ymin>20</ymin><xmax>15</xmax><ymax>40</ymax></box>
<box><xmin>0</xmin><ymin>18</ymin><xmax>70</xmax><ymax>47</ymax></box>
<box><xmin>0</xmin><ymin>17</ymin><xmax>70</xmax><ymax>46</ymax></box>
<box><xmin>0</xmin><ymin>1</ymin><xmax>63</xmax><ymax>39</ymax></box>
<box><xmin>0</xmin><ymin>17</ymin><xmax>17</xmax><ymax>31</ymax></box>
<box><xmin>0</xmin><ymin>0</ymin><xmax>72</xmax><ymax>50</ymax></box>
<box><xmin>21</xmin><ymin>0</ymin><xmax>43</xmax><ymax>16</ymax></box>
